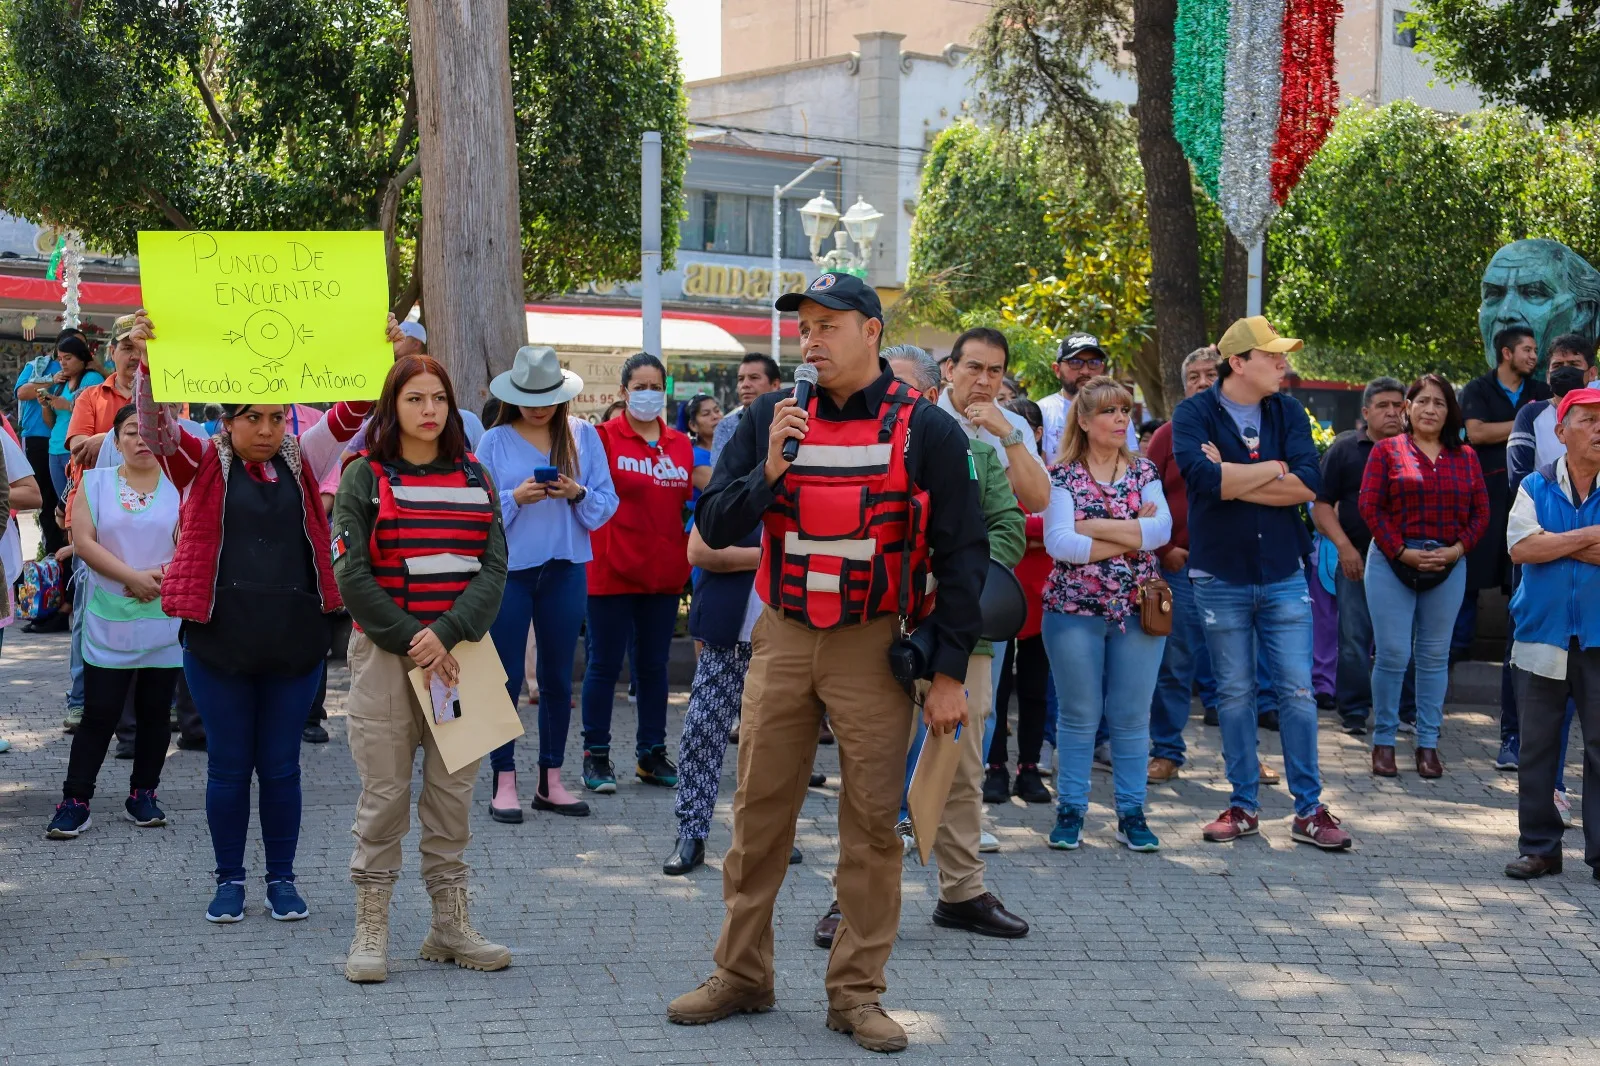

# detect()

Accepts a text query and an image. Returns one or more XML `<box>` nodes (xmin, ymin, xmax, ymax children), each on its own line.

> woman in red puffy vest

<box><xmin>581</xmin><ymin>352</ymin><xmax>695</xmax><ymax>795</ymax></box>
<box><xmin>127</xmin><ymin>310</ymin><xmax>364</xmax><ymax>928</ymax></box>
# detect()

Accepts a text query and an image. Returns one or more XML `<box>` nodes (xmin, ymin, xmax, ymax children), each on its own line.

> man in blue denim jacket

<box><xmin>1171</xmin><ymin>316</ymin><xmax>1353</xmax><ymax>851</ymax></box>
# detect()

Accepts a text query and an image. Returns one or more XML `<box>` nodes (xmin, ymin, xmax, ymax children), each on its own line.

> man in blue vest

<box><xmin>1503</xmin><ymin>388</ymin><xmax>1600</xmax><ymax>881</ymax></box>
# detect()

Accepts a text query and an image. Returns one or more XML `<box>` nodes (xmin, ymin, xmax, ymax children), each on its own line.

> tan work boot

<box><xmin>419</xmin><ymin>884</ymin><xmax>511</xmax><ymax>972</ymax></box>
<box><xmin>666</xmin><ymin>973</ymin><xmax>776</xmax><ymax>1025</ymax></box>
<box><xmin>826</xmin><ymin>1002</ymin><xmax>908</xmax><ymax>1053</ymax></box>
<box><xmin>1147</xmin><ymin>756</ymin><xmax>1181</xmax><ymax>783</ymax></box>
<box><xmin>344</xmin><ymin>883</ymin><xmax>392</xmax><ymax>983</ymax></box>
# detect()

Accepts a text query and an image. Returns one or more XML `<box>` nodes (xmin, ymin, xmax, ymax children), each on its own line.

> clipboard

<box><xmin>407</xmin><ymin>638</ymin><xmax>524</xmax><ymax>774</ymax></box>
<box><xmin>906</xmin><ymin>723</ymin><xmax>964</xmax><ymax>866</ymax></box>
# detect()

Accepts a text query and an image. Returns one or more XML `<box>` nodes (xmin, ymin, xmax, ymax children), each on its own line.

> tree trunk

<box><xmin>1129</xmin><ymin>0</ymin><xmax>1208</xmax><ymax>413</ymax></box>
<box><xmin>1221</xmin><ymin>229</ymin><xmax>1249</xmax><ymax>333</ymax></box>
<box><xmin>408</xmin><ymin>0</ymin><xmax>524</xmax><ymax>411</ymax></box>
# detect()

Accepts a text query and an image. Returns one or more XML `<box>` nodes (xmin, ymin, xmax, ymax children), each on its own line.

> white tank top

<box><xmin>81</xmin><ymin>466</ymin><xmax>182</xmax><ymax>669</ymax></box>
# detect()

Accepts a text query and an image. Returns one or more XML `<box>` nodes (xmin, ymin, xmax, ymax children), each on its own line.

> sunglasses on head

<box><xmin>1062</xmin><ymin>355</ymin><xmax>1106</xmax><ymax>370</ymax></box>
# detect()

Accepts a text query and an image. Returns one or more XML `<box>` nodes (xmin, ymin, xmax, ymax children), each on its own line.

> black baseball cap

<box><xmin>1057</xmin><ymin>332</ymin><xmax>1107</xmax><ymax>363</ymax></box>
<box><xmin>775</xmin><ymin>271</ymin><xmax>883</xmax><ymax>322</ymax></box>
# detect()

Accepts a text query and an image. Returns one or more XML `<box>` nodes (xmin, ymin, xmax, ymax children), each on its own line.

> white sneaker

<box><xmin>978</xmin><ymin>830</ymin><xmax>1000</xmax><ymax>853</ymax></box>
<box><xmin>896</xmin><ymin>818</ymin><xmax>915</xmax><ymax>853</ymax></box>
<box><xmin>1556</xmin><ymin>789</ymin><xmax>1574</xmax><ymax>828</ymax></box>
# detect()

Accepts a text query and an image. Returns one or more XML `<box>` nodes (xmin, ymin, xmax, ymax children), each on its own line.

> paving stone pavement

<box><xmin>3</xmin><ymin>625</ymin><xmax>1600</xmax><ymax>1066</ymax></box>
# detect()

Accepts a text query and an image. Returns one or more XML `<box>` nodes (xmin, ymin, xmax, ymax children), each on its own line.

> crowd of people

<box><xmin>4</xmin><ymin>272</ymin><xmax>1598</xmax><ymax>1054</ymax></box>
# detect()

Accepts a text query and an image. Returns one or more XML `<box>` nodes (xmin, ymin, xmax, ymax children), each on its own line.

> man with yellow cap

<box><xmin>1170</xmin><ymin>316</ymin><xmax>1353</xmax><ymax>851</ymax></box>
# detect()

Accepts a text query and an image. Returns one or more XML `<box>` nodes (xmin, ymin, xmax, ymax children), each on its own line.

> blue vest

<box><xmin>1509</xmin><ymin>462</ymin><xmax>1600</xmax><ymax>653</ymax></box>
<box><xmin>687</xmin><ymin>527</ymin><xmax>761</xmax><ymax>648</ymax></box>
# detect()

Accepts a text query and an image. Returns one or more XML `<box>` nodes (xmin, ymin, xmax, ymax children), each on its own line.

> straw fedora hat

<box><xmin>490</xmin><ymin>345</ymin><xmax>583</xmax><ymax>407</ymax></box>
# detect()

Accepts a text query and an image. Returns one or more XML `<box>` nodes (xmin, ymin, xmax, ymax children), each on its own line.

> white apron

<box><xmin>81</xmin><ymin>466</ymin><xmax>182</xmax><ymax>669</ymax></box>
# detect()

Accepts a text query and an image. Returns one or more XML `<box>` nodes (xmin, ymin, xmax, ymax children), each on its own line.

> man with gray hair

<box><xmin>1312</xmin><ymin>377</ymin><xmax>1411</xmax><ymax>736</ymax></box>
<box><xmin>883</xmin><ymin>344</ymin><xmax>941</xmax><ymax>395</ymax></box>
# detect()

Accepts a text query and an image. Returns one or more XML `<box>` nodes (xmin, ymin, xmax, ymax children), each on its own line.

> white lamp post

<box><xmin>799</xmin><ymin>192</ymin><xmax>841</xmax><ymax>261</ymax></box>
<box><xmin>802</xmin><ymin>193</ymin><xmax>880</xmax><ymax>278</ymax></box>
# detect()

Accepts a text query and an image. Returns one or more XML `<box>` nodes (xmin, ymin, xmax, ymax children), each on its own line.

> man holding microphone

<box><xmin>668</xmin><ymin>272</ymin><xmax>988</xmax><ymax>1053</ymax></box>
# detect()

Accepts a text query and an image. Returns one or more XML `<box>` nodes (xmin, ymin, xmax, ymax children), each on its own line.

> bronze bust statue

<box><xmin>1479</xmin><ymin>238</ymin><xmax>1600</xmax><ymax>377</ymax></box>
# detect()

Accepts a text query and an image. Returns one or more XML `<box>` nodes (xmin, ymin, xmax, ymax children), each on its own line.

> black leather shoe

<box><xmin>1505</xmin><ymin>854</ymin><xmax>1562</xmax><ymax>880</ymax></box>
<box><xmin>814</xmin><ymin>902</ymin><xmax>842</xmax><ymax>948</ymax></box>
<box><xmin>663</xmin><ymin>836</ymin><xmax>705</xmax><ymax>876</ymax></box>
<box><xmin>790</xmin><ymin>846</ymin><xmax>803</xmax><ymax>864</ymax></box>
<box><xmin>931</xmin><ymin>892</ymin><xmax>1030</xmax><ymax>938</ymax></box>
<box><xmin>302</xmin><ymin>724</ymin><xmax>329</xmax><ymax>744</ymax></box>
<box><xmin>809</xmin><ymin>771</ymin><xmax>826</xmax><ymax>787</ymax></box>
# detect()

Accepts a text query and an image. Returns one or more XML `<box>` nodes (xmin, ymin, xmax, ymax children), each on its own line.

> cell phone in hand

<box><xmin>534</xmin><ymin>466</ymin><xmax>559</xmax><ymax>483</ymax></box>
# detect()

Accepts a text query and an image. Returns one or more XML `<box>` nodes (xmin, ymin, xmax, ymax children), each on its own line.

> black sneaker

<box><xmin>982</xmin><ymin>765</ymin><xmax>1010</xmax><ymax>804</ymax></box>
<box><xmin>114</xmin><ymin>739</ymin><xmax>135</xmax><ymax>760</ymax></box>
<box><xmin>176</xmin><ymin>734</ymin><xmax>207</xmax><ymax>751</ymax></box>
<box><xmin>582</xmin><ymin>748</ymin><xmax>617</xmax><ymax>793</ymax></box>
<box><xmin>125</xmin><ymin>789</ymin><xmax>166</xmax><ymax>827</ymax></box>
<box><xmin>46</xmin><ymin>799</ymin><xmax>91</xmax><ymax>839</ymax></box>
<box><xmin>1315</xmin><ymin>692</ymin><xmax>1336</xmax><ymax>712</ymax></box>
<box><xmin>1341</xmin><ymin>715</ymin><xmax>1368</xmax><ymax>736</ymax></box>
<box><xmin>637</xmin><ymin>746</ymin><xmax>678</xmax><ymax>787</ymax></box>
<box><xmin>1012</xmin><ymin>764</ymin><xmax>1051</xmax><ymax>804</ymax></box>
<box><xmin>302</xmin><ymin>723</ymin><xmax>330</xmax><ymax>744</ymax></box>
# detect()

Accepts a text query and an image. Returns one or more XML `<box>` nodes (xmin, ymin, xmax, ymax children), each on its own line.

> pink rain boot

<box><xmin>533</xmin><ymin>766</ymin><xmax>590</xmax><ymax>818</ymax></box>
<box><xmin>489</xmin><ymin>770</ymin><xmax>523</xmax><ymax>824</ymax></box>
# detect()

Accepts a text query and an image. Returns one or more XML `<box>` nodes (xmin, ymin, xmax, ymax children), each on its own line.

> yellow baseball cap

<box><xmin>1217</xmin><ymin>316</ymin><xmax>1303</xmax><ymax>359</ymax></box>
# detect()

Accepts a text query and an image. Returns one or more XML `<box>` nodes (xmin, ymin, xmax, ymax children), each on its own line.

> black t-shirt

<box><xmin>1459</xmin><ymin>370</ymin><xmax>1551</xmax><ymax>487</ymax></box>
<box><xmin>1316</xmin><ymin>430</ymin><xmax>1377</xmax><ymax>554</ymax></box>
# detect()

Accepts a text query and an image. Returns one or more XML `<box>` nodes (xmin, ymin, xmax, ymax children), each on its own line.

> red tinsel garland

<box><xmin>1271</xmin><ymin>0</ymin><xmax>1341</xmax><ymax>204</ymax></box>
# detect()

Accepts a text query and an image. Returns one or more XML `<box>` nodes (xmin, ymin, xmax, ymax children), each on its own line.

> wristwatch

<box><xmin>568</xmin><ymin>485</ymin><xmax>588</xmax><ymax>506</ymax></box>
<box><xmin>1000</xmin><ymin>425</ymin><xmax>1027</xmax><ymax>448</ymax></box>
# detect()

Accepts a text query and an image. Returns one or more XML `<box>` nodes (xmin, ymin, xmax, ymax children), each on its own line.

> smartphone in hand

<box><xmin>533</xmin><ymin>465</ymin><xmax>559</xmax><ymax>483</ymax></box>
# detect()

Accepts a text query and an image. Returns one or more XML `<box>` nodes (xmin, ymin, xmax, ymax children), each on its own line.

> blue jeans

<box><xmin>981</xmin><ymin>640</ymin><xmax>1007</xmax><ymax>768</ymax></box>
<box><xmin>1149</xmin><ymin>563</ymin><xmax>1212</xmax><ymax>765</ymax></box>
<box><xmin>1334</xmin><ymin>565</ymin><xmax>1417</xmax><ymax>722</ymax></box>
<box><xmin>1363</xmin><ymin>545</ymin><xmax>1465</xmax><ymax>749</ymax></box>
<box><xmin>1042</xmin><ymin>611</ymin><xmax>1165</xmax><ymax>815</ymax></box>
<box><xmin>48</xmin><ymin>451</ymin><xmax>70</xmax><ymax>500</ymax></box>
<box><xmin>487</xmin><ymin>561</ymin><xmax>587</xmax><ymax>773</ymax></box>
<box><xmin>184</xmin><ymin>651</ymin><xmax>322</xmax><ymax>884</ymax></box>
<box><xmin>582</xmin><ymin>593</ymin><xmax>678</xmax><ymax>755</ymax></box>
<box><xmin>67</xmin><ymin>557</ymin><xmax>86</xmax><ymax>709</ymax></box>
<box><xmin>1192</xmin><ymin>572</ymin><xmax>1322</xmax><ymax>817</ymax></box>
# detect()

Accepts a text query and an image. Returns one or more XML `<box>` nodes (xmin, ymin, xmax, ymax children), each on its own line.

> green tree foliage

<box><xmin>1415</xmin><ymin>1</ymin><xmax>1600</xmax><ymax>121</ymax></box>
<box><xmin>0</xmin><ymin>0</ymin><xmax>685</xmax><ymax>308</ymax></box>
<box><xmin>1270</xmin><ymin>101</ymin><xmax>1600</xmax><ymax>384</ymax></box>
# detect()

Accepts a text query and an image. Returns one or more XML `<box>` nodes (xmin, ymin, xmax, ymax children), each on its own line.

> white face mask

<box><xmin>626</xmin><ymin>388</ymin><xmax>666</xmax><ymax>421</ymax></box>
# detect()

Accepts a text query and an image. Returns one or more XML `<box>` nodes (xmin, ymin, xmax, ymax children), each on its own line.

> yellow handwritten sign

<box><xmin>136</xmin><ymin>230</ymin><xmax>392</xmax><ymax>402</ymax></box>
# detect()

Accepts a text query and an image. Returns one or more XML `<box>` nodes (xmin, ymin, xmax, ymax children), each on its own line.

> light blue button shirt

<box><xmin>477</xmin><ymin>418</ymin><xmax>619</xmax><ymax>571</ymax></box>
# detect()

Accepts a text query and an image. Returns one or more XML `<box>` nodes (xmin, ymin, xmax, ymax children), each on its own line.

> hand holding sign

<box><xmin>137</xmin><ymin>231</ymin><xmax>395</xmax><ymax>403</ymax></box>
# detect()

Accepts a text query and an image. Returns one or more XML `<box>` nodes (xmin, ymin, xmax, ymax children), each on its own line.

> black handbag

<box><xmin>1384</xmin><ymin>538</ymin><xmax>1454</xmax><ymax>592</ymax></box>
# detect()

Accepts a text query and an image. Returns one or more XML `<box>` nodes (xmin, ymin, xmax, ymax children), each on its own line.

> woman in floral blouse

<box><xmin>1041</xmin><ymin>376</ymin><xmax>1172</xmax><ymax>853</ymax></box>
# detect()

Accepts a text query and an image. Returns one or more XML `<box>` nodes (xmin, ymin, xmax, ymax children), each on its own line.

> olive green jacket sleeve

<box><xmin>330</xmin><ymin>458</ymin><xmax>509</xmax><ymax>657</ymax></box>
<box><xmin>969</xmin><ymin>439</ymin><xmax>1025</xmax><ymax>658</ymax></box>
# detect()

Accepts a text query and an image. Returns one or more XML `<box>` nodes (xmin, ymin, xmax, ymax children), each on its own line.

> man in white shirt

<box><xmin>935</xmin><ymin>327</ymin><xmax>1050</xmax><ymax>512</ymax></box>
<box><xmin>1039</xmin><ymin>333</ymin><xmax>1110</xmax><ymax>462</ymax></box>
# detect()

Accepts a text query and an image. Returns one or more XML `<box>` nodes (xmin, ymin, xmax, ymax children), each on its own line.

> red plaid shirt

<box><xmin>1358</xmin><ymin>434</ymin><xmax>1490</xmax><ymax>560</ymax></box>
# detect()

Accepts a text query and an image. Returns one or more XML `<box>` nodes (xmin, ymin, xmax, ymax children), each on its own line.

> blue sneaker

<box><xmin>1115</xmin><ymin>808</ymin><xmax>1161</xmax><ymax>852</ymax></box>
<box><xmin>266</xmin><ymin>880</ymin><xmax>309</xmax><ymax>921</ymax></box>
<box><xmin>124</xmin><ymin>789</ymin><xmax>166</xmax><ymax>827</ymax></box>
<box><xmin>1495</xmin><ymin>736</ymin><xmax>1519</xmax><ymax>772</ymax></box>
<box><xmin>1048</xmin><ymin>807</ymin><xmax>1084</xmax><ymax>850</ymax></box>
<box><xmin>206</xmin><ymin>881</ymin><xmax>246</xmax><ymax>924</ymax></box>
<box><xmin>0</xmin><ymin>736</ymin><xmax>10</xmax><ymax>752</ymax></box>
<box><xmin>581</xmin><ymin>747</ymin><xmax>617</xmax><ymax>794</ymax></box>
<box><xmin>45</xmin><ymin>799</ymin><xmax>91</xmax><ymax>839</ymax></box>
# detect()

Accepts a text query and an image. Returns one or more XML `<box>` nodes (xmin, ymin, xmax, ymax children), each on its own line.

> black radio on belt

<box><xmin>887</xmin><ymin>625</ymin><xmax>939</xmax><ymax>692</ymax></box>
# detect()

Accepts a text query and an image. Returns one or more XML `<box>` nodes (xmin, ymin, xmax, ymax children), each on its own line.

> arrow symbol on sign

<box><xmin>296</xmin><ymin>325</ymin><xmax>315</xmax><ymax>343</ymax></box>
<box><xmin>224</xmin><ymin>330</ymin><xmax>244</xmax><ymax>344</ymax></box>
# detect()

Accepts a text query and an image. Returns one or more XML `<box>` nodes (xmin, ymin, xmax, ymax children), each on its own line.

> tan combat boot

<box><xmin>827</xmin><ymin>1002</ymin><xmax>909</xmax><ymax>1053</ymax></box>
<box><xmin>344</xmin><ymin>883</ymin><xmax>393</xmax><ymax>983</ymax></box>
<box><xmin>666</xmin><ymin>973</ymin><xmax>776</xmax><ymax>1025</ymax></box>
<box><xmin>419</xmin><ymin>885</ymin><xmax>511</xmax><ymax>972</ymax></box>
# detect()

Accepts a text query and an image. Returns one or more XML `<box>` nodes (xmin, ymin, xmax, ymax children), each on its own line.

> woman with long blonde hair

<box><xmin>1039</xmin><ymin>376</ymin><xmax>1171</xmax><ymax>852</ymax></box>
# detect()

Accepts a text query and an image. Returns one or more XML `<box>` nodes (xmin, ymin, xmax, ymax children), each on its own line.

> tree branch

<box><xmin>381</xmin><ymin>155</ymin><xmax>422</xmax><ymax>300</ymax></box>
<box><xmin>192</xmin><ymin>46</ymin><xmax>237</xmax><ymax>147</ymax></box>
<box><xmin>385</xmin><ymin>88</ymin><xmax>418</xmax><ymax>175</ymax></box>
<box><xmin>143</xmin><ymin>187</ymin><xmax>195</xmax><ymax>229</ymax></box>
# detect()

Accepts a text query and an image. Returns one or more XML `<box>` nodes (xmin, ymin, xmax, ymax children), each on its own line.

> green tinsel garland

<box><xmin>1173</xmin><ymin>0</ymin><xmax>1231</xmax><ymax>199</ymax></box>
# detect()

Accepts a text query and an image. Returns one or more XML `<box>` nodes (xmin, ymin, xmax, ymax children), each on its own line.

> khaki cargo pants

<box><xmin>919</xmin><ymin>652</ymin><xmax>992</xmax><ymax>904</ymax></box>
<box><xmin>346</xmin><ymin>630</ymin><xmax>478</xmax><ymax>892</ymax></box>
<box><xmin>711</xmin><ymin>608</ymin><xmax>913</xmax><ymax>1010</ymax></box>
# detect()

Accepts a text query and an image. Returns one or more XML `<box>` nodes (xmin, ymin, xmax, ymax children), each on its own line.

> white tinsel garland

<box><xmin>1216</xmin><ymin>0</ymin><xmax>1286</xmax><ymax>247</ymax></box>
<box><xmin>60</xmin><ymin>232</ymin><xmax>83</xmax><ymax>329</ymax></box>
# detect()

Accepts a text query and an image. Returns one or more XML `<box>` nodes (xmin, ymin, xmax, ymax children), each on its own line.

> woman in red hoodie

<box><xmin>580</xmin><ymin>352</ymin><xmax>694</xmax><ymax>794</ymax></box>
<box><xmin>128</xmin><ymin>309</ymin><xmax>375</xmax><ymax>925</ymax></box>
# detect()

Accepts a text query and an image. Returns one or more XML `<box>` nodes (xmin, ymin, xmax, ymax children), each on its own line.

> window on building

<box><xmin>678</xmin><ymin>190</ymin><xmax>816</xmax><ymax>260</ymax></box>
<box><xmin>1393</xmin><ymin>9</ymin><xmax>1416</xmax><ymax>48</ymax></box>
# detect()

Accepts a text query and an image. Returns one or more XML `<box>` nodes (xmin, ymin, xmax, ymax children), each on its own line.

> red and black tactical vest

<box><xmin>365</xmin><ymin>454</ymin><xmax>494</xmax><ymax>623</ymax></box>
<box><xmin>757</xmin><ymin>379</ymin><xmax>933</xmax><ymax>629</ymax></box>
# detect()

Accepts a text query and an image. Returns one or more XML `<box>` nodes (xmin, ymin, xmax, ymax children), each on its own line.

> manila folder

<box><xmin>407</xmin><ymin>638</ymin><xmax>524</xmax><ymax>775</ymax></box>
<box><xmin>906</xmin><ymin>726</ymin><xmax>963</xmax><ymax>867</ymax></box>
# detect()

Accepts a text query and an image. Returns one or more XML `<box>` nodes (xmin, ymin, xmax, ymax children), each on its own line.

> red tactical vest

<box><xmin>365</xmin><ymin>454</ymin><xmax>494</xmax><ymax>623</ymax></box>
<box><xmin>757</xmin><ymin>379</ymin><xmax>933</xmax><ymax>630</ymax></box>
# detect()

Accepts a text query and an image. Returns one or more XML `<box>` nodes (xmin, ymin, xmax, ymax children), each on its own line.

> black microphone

<box><xmin>782</xmin><ymin>363</ymin><xmax>818</xmax><ymax>464</ymax></box>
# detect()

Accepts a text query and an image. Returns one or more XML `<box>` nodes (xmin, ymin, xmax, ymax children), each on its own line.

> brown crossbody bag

<box><xmin>1084</xmin><ymin>463</ymin><xmax>1173</xmax><ymax>637</ymax></box>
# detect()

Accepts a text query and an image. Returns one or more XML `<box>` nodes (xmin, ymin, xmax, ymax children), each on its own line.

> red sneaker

<box><xmin>1202</xmin><ymin>806</ymin><xmax>1260</xmax><ymax>842</ymax></box>
<box><xmin>1291</xmin><ymin>805</ymin><xmax>1353</xmax><ymax>850</ymax></box>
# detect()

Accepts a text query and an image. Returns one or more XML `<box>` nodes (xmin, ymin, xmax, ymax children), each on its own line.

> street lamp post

<box><xmin>800</xmin><ymin>194</ymin><xmax>881</xmax><ymax>277</ymax></box>
<box><xmin>771</xmin><ymin>156</ymin><xmax>838</xmax><ymax>362</ymax></box>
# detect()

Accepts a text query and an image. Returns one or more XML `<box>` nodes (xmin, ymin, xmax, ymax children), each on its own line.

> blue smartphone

<box><xmin>534</xmin><ymin>466</ymin><xmax>559</xmax><ymax>483</ymax></box>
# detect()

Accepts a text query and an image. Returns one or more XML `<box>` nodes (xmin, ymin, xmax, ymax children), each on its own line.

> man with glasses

<box><xmin>1039</xmin><ymin>333</ymin><xmax>1108</xmax><ymax>463</ymax></box>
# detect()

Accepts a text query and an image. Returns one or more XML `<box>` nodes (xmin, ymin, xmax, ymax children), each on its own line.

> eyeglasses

<box><xmin>1062</xmin><ymin>356</ymin><xmax>1106</xmax><ymax>370</ymax></box>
